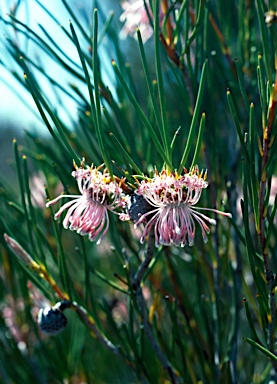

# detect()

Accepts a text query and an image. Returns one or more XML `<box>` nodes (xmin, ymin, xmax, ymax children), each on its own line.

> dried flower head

<box><xmin>131</xmin><ymin>166</ymin><xmax>232</xmax><ymax>247</ymax></box>
<box><xmin>38</xmin><ymin>301</ymin><xmax>70</xmax><ymax>336</ymax></box>
<box><xmin>127</xmin><ymin>193</ymin><xmax>154</xmax><ymax>221</ymax></box>
<box><xmin>46</xmin><ymin>162</ymin><xmax>128</xmax><ymax>244</ymax></box>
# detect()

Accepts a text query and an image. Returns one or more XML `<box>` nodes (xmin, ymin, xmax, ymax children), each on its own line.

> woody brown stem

<box><xmin>71</xmin><ymin>301</ymin><xmax>120</xmax><ymax>356</ymax></box>
<box><xmin>132</xmin><ymin>228</ymin><xmax>180</xmax><ymax>383</ymax></box>
<box><xmin>258</xmin><ymin>72</ymin><xmax>277</xmax><ymax>357</ymax></box>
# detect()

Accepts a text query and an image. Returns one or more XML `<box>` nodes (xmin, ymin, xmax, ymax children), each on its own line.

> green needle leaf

<box><xmin>190</xmin><ymin>112</ymin><xmax>205</xmax><ymax>168</ymax></box>
<box><xmin>178</xmin><ymin>59</ymin><xmax>207</xmax><ymax>173</ymax></box>
<box><xmin>112</xmin><ymin>60</ymin><xmax>173</xmax><ymax>169</ymax></box>
<box><xmin>244</xmin><ymin>337</ymin><xmax>277</xmax><ymax>362</ymax></box>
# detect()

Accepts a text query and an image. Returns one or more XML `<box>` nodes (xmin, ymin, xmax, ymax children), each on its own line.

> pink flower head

<box><xmin>46</xmin><ymin>163</ymin><xmax>128</xmax><ymax>244</ymax></box>
<box><xmin>131</xmin><ymin>166</ymin><xmax>232</xmax><ymax>247</ymax></box>
<box><xmin>119</xmin><ymin>0</ymin><xmax>153</xmax><ymax>42</ymax></box>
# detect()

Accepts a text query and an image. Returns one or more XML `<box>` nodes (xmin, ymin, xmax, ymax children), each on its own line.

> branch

<box><xmin>257</xmin><ymin>69</ymin><xmax>277</xmax><ymax>358</ymax></box>
<box><xmin>132</xmin><ymin>228</ymin><xmax>181</xmax><ymax>384</ymax></box>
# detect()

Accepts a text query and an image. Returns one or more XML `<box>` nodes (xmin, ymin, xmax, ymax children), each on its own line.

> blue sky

<box><xmin>0</xmin><ymin>0</ymin><xmax>104</xmax><ymax>134</ymax></box>
<box><xmin>0</xmin><ymin>1</ymin><xmax>70</xmax><ymax>132</ymax></box>
<box><xmin>0</xmin><ymin>1</ymin><xmax>132</xmax><ymax>136</ymax></box>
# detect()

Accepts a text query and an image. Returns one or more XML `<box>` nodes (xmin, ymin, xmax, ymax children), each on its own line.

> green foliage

<box><xmin>0</xmin><ymin>0</ymin><xmax>277</xmax><ymax>383</ymax></box>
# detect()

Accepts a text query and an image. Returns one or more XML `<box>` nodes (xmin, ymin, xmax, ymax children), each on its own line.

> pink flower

<box><xmin>46</xmin><ymin>163</ymin><xmax>128</xmax><ymax>244</ymax></box>
<box><xmin>130</xmin><ymin>166</ymin><xmax>232</xmax><ymax>247</ymax></box>
<box><xmin>119</xmin><ymin>0</ymin><xmax>153</xmax><ymax>42</ymax></box>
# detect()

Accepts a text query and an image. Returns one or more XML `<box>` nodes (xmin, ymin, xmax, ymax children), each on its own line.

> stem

<box><xmin>5</xmin><ymin>234</ymin><xmax>122</xmax><ymax>359</ymax></box>
<box><xmin>133</xmin><ymin>233</ymin><xmax>155</xmax><ymax>287</ymax></box>
<box><xmin>207</xmin><ymin>166</ymin><xmax>221</xmax><ymax>384</ymax></box>
<box><xmin>71</xmin><ymin>301</ymin><xmax>120</xmax><ymax>356</ymax></box>
<box><xmin>132</xmin><ymin>228</ymin><xmax>180</xmax><ymax>383</ymax></box>
<box><xmin>211</xmin><ymin>251</ymin><xmax>220</xmax><ymax>384</ymax></box>
<box><xmin>227</xmin><ymin>179</ymin><xmax>243</xmax><ymax>384</ymax></box>
<box><xmin>258</xmin><ymin>74</ymin><xmax>277</xmax><ymax>359</ymax></box>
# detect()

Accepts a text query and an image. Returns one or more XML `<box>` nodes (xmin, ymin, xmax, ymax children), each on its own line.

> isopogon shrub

<box><xmin>0</xmin><ymin>1</ymin><xmax>277</xmax><ymax>383</ymax></box>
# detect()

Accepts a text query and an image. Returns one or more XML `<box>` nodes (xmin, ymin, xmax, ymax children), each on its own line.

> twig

<box><xmin>257</xmin><ymin>70</ymin><xmax>277</xmax><ymax>359</ymax></box>
<box><xmin>132</xmin><ymin>228</ymin><xmax>181</xmax><ymax>384</ymax></box>
<box><xmin>71</xmin><ymin>301</ymin><xmax>120</xmax><ymax>356</ymax></box>
<box><xmin>4</xmin><ymin>235</ymin><xmax>122</xmax><ymax>357</ymax></box>
<box><xmin>227</xmin><ymin>179</ymin><xmax>243</xmax><ymax>384</ymax></box>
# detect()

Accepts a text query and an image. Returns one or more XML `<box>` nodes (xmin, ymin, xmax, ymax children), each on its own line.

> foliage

<box><xmin>0</xmin><ymin>0</ymin><xmax>277</xmax><ymax>383</ymax></box>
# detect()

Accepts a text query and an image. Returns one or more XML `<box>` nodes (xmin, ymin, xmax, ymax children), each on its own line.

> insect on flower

<box><xmin>128</xmin><ymin>166</ymin><xmax>232</xmax><ymax>247</ymax></box>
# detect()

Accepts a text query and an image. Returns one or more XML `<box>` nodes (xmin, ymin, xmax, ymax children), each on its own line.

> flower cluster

<box><xmin>47</xmin><ymin>162</ymin><xmax>231</xmax><ymax>247</ymax></box>
<box><xmin>131</xmin><ymin>167</ymin><xmax>232</xmax><ymax>247</ymax></box>
<box><xmin>46</xmin><ymin>163</ymin><xmax>128</xmax><ymax>244</ymax></box>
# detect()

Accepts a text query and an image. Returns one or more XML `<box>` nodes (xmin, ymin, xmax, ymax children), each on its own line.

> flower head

<box><xmin>130</xmin><ymin>166</ymin><xmax>231</xmax><ymax>247</ymax></box>
<box><xmin>46</xmin><ymin>163</ymin><xmax>128</xmax><ymax>244</ymax></box>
